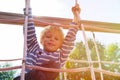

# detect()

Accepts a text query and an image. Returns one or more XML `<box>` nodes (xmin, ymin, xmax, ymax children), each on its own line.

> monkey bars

<box><xmin>0</xmin><ymin>11</ymin><xmax>120</xmax><ymax>33</ymax></box>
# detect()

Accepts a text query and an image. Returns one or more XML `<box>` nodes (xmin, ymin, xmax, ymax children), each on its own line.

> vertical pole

<box><xmin>20</xmin><ymin>0</ymin><xmax>30</xmax><ymax>80</ymax></box>
<box><xmin>81</xmin><ymin>24</ymin><xmax>96</xmax><ymax>80</ymax></box>
<box><xmin>64</xmin><ymin>65</ymin><xmax>67</xmax><ymax>80</ymax></box>
<box><xmin>75</xmin><ymin>0</ymin><xmax>77</xmax><ymax>5</ymax></box>
<box><xmin>59</xmin><ymin>56</ymin><xmax>62</xmax><ymax>80</ymax></box>
<box><xmin>74</xmin><ymin>0</ymin><xmax>96</xmax><ymax>79</ymax></box>
<box><xmin>92</xmin><ymin>32</ymin><xmax>104</xmax><ymax>80</ymax></box>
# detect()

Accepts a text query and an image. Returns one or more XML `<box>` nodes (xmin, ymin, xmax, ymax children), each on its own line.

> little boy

<box><xmin>14</xmin><ymin>4</ymin><xmax>80</xmax><ymax>80</ymax></box>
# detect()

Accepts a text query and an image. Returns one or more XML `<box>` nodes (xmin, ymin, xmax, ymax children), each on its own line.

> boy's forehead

<box><xmin>46</xmin><ymin>30</ymin><xmax>60</xmax><ymax>35</ymax></box>
<box><xmin>44</xmin><ymin>27</ymin><xmax>63</xmax><ymax>37</ymax></box>
<box><xmin>45</xmin><ymin>30</ymin><xmax>63</xmax><ymax>37</ymax></box>
<box><xmin>46</xmin><ymin>29</ymin><xmax>60</xmax><ymax>34</ymax></box>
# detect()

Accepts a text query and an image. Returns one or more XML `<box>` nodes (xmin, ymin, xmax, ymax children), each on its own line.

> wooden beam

<box><xmin>0</xmin><ymin>11</ymin><xmax>120</xmax><ymax>33</ymax></box>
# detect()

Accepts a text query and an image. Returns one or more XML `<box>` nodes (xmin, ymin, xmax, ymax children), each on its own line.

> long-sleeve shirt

<box><xmin>24</xmin><ymin>8</ymin><xmax>78</xmax><ymax>80</ymax></box>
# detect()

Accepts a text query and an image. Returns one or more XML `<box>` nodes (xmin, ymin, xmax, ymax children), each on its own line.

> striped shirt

<box><xmin>24</xmin><ymin>8</ymin><xmax>78</xmax><ymax>73</ymax></box>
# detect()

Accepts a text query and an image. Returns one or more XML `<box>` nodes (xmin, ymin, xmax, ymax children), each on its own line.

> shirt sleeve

<box><xmin>23</xmin><ymin>8</ymin><xmax>40</xmax><ymax>53</ymax></box>
<box><xmin>60</xmin><ymin>23</ymin><xmax>79</xmax><ymax>65</ymax></box>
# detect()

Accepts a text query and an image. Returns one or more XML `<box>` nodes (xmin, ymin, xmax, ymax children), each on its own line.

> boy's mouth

<box><xmin>48</xmin><ymin>43</ymin><xmax>55</xmax><ymax>46</ymax></box>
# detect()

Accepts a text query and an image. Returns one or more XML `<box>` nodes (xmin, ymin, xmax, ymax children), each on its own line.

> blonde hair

<box><xmin>40</xmin><ymin>25</ymin><xmax>64</xmax><ymax>44</ymax></box>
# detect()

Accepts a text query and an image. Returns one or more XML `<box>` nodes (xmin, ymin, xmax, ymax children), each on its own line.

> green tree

<box><xmin>64</xmin><ymin>39</ymin><xmax>105</xmax><ymax>80</ymax></box>
<box><xmin>103</xmin><ymin>43</ymin><xmax>120</xmax><ymax>80</ymax></box>
<box><xmin>0</xmin><ymin>63</ymin><xmax>16</xmax><ymax>80</ymax></box>
<box><xmin>56</xmin><ymin>40</ymin><xmax>120</xmax><ymax>80</ymax></box>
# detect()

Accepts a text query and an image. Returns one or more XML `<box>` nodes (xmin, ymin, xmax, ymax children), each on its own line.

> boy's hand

<box><xmin>72</xmin><ymin>4</ymin><xmax>80</xmax><ymax>16</ymax></box>
<box><xmin>72</xmin><ymin>4</ymin><xmax>81</xmax><ymax>23</ymax></box>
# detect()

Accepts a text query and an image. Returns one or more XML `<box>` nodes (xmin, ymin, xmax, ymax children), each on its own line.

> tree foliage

<box><xmin>0</xmin><ymin>63</ymin><xmax>16</xmax><ymax>80</ymax></box>
<box><xmin>103</xmin><ymin>43</ymin><xmax>120</xmax><ymax>80</ymax></box>
<box><xmin>63</xmin><ymin>39</ymin><xmax>120</xmax><ymax>80</ymax></box>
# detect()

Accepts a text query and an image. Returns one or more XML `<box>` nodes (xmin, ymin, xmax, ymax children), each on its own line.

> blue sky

<box><xmin>0</xmin><ymin>0</ymin><xmax>120</xmax><ymax>67</ymax></box>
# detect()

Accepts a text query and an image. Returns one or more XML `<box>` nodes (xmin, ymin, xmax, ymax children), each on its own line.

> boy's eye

<box><xmin>46</xmin><ymin>34</ymin><xmax>51</xmax><ymax>38</ymax></box>
<box><xmin>46</xmin><ymin>35</ymin><xmax>51</xmax><ymax>38</ymax></box>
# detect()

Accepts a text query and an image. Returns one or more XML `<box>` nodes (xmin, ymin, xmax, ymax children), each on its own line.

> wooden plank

<box><xmin>0</xmin><ymin>11</ymin><xmax>120</xmax><ymax>33</ymax></box>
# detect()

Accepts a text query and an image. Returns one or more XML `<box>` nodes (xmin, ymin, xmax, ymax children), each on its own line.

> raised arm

<box><xmin>23</xmin><ymin>8</ymin><xmax>40</xmax><ymax>53</ymax></box>
<box><xmin>60</xmin><ymin>4</ymin><xmax>80</xmax><ymax>65</ymax></box>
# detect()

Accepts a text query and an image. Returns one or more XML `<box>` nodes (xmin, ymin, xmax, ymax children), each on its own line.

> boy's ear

<box><xmin>40</xmin><ymin>39</ymin><xmax>43</xmax><ymax>44</ymax></box>
<box><xmin>40</xmin><ymin>37</ymin><xmax>43</xmax><ymax>44</ymax></box>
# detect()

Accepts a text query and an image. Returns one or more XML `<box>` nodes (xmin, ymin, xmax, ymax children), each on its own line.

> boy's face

<box><xmin>41</xmin><ymin>30</ymin><xmax>63</xmax><ymax>52</ymax></box>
